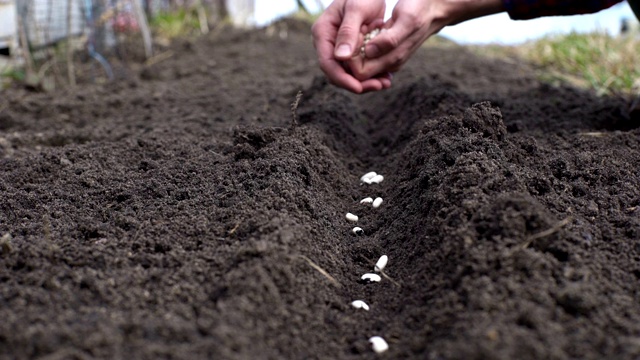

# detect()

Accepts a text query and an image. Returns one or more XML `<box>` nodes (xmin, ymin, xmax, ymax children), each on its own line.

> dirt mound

<box><xmin>1</xmin><ymin>21</ymin><xmax>640</xmax><ymax>359</ymax></box>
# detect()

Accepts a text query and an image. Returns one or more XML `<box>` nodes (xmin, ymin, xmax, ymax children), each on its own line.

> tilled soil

<box><xmin>1</xmin><ymin>19</ymin><xmax>640</xmax><ymax>360</ymax></box>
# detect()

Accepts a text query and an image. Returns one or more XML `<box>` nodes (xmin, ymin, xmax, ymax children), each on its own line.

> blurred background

<box><xmin>0</xmin><ymin>0</ymin><xmax>637</xmax><ymax>92</ymax></box>
<box><xmin>255</xmin><ymin>0</ymin><xmax>636</xmax><ymax>44</ymax></box>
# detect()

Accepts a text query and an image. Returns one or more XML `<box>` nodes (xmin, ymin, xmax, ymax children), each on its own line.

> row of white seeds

<box><xmin>346</xmin><ymin>171</ymin><xmax>390</xmax><ymax>354</ymax></box>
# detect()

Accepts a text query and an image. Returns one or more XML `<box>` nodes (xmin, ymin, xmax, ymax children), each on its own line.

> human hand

<box><xmin>347</xmin><ymin>0</ymin><xmax>506</xmax><ymax>81</ymax></box>
<box><xmin>311</xmin><ymin>0</ymin><xmax>393</xmax><ymax>94</ymax></box>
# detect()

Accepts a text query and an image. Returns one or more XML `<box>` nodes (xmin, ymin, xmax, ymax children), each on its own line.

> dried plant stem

<box><xmin>17</xmin><ymin>14</ymin><xmax>34</xmax><ymax>76</ymax></box>
<box><xmin>66</xmin><ymin>0</ymin><xmax>76</xmax><ymax>87</ymax></box>
<box><xmin>379</xmin><ymin>270</ymin><xmax>401</xmax><ymax>288</ymax></box>
<box><xmin>297</xmin><ymin>255</ymin><xmax>341</xmax><ymax>288</ymax></box>
<box><xmin>144</xmin><ymin>50</ymin><xmax>175</xmax><ymax>67</ymax></box>
<box><xmin>520</xmin><ymin>217</ymin><xmax>572</xmax><ymax>249</ymax></box>
<box><xmin>291</xmin><ymin>91</ymin><xmax>303</xmax><ymax>127</ymax></box>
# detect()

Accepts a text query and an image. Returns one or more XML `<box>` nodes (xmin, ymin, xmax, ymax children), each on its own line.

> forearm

<box><xmin>441</xmin><ymin>0</ymin><xmax>506</xmax><ymax>25</ymax></box>
<box><xmin>503</xmin><ymin>0</ymin><xmax>624</xmax><ymax>20</ymax></box>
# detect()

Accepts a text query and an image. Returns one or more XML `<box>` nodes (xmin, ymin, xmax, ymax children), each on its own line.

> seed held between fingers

<box><xmin>369</xmin><ymin>336</ymin><xmax>389</xmax><ymax>353</ymax></box>
<box><xmin>361</xmin><ymin>273</ymin><xmax>382</xmax><ymax>282</ymax></box>
<box><xmin>346</xmin><ymin>213</ymin><xmax>359</xmax><ymax>222</ymax></box>
<box><xmin>375</xmin><ymin>255</ymin><xmax>388</xmax><ymax>272</ymax></box>
<box><xmin>372</xmin><ymin>197</ymin><xmax>383</xmax><ymax>208</ymax></box>
<box><xmin>351</xmin><ymin>300</ymin><xmax>370</xmax><ymax>311</ymax></box>
<box><xmin>361</xmin><ymin>29</ymin><xmax>382</xmax><ymax>58</ymax></box>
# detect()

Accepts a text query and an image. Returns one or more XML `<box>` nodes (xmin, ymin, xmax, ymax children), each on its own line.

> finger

<box><xmin>380</xmin><ymin>73</ymin><xmax>393</xmax><ymax>89</ymax></box>
<box><xmin>357</xmin><ymin>48</ymin><xmax>407</xmax><ymax>80</ymax></box>
<box><xmin>318</xmin><ymin>57</ymin><xmax>364</xmax><ymax>94</ymax></box>
<box><xmin>334</xmin><ymin>10</ymin><xmax>366</xmax><ymax>60</ymax></box>
<box><xmin>364</xmin><ymin>12</ymin><xmax>417</xmax><ymax>59</ymax></box>
<box><xmin>365</xmin><ymin>19</ymin><xmax>386</xmax><ymax>34</ymax></box>
<box><xmin>360</xmin><ymin>78</ymin><xmax>385</xmax><ymax>93</ymax></box>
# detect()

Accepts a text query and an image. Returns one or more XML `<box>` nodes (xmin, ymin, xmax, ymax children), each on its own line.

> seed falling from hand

<box><xmin>352</xmin><ymin>227</ymin><xmax>364</xmax><ymax>236</ymax></box>
<box><xmin>375</xmin><ymin>255</ymin><xmax>388</xmax><ymax>272</ymax></box>
<box><xmin>369</xmin><ymin>336</ymin><xmax>389</xmax><ymax>353</ymax></box>
<box><xmin>351</xmin><ymin>300</ymin><xmax>370</xmax><ymax>311</ymax></box>
<box><xmin>360</xmin><ymin>197</ymin><xmax>374</xmax><ymax>204</ymax></box>
<box><xmin>346</xmin><ymin>213</ymin><xmax>359</xmax><ymax>222</ymax></box>
<box><xmin>372</xmin><ymin>197</ymin><xmax>383</xmax><ymax>208</ymax></box>
<box><xmin>361</xmin><ymin>273</ymin><xmax>382</xmax><ymax>282</ymax></box>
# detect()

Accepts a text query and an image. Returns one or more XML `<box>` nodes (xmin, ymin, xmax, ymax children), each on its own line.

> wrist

<box><xmin>440</xmin><ymin>0</ymin><xmax>506</xmax><ymax>26</ymax></box>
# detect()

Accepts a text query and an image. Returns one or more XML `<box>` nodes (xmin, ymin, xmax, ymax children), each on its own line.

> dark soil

<box><xmin>2</xmin><ymin>19</ymin><xmax>640</xmax><ymax>359</ymax></box>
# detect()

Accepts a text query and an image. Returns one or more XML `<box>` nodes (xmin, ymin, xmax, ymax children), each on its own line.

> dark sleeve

<box><xmin>503</xmin><ymin>0</ymin><xmax>624</xmax><ymax>20</ymax></box>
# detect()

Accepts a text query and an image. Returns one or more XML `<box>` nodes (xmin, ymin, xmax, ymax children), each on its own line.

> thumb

<box><xmin>334</xmin><ymin>11</ymin><xmax>365</xmax><ymax>60</ymax></box>
<box><xmin>364</xmin><ymin>15</ymin><xmax>414</xmax><ymax>59</ymax></box>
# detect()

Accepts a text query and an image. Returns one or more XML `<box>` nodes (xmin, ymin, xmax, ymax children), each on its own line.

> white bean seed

<box><xmin>372</xmin><ymin>197</ymin><xmax>383</xmax><ymax>208</ymax></box>
<box><xmin>346</xmin><ymin>213</ymin><xmax>359</xmax><ymax>222</ymax></box>
<box><xmin>351</xmin><ymin>300</ymin><xmax>370</xmax><ymax>311</ymax></box>
<box><xmin>352</xmin><ymin>227</ymin><xmax>364</xmax><ymax>236</ymax></box>
<box><xmin>361</xmin><ymin>273</ymin><xmax>381</xmax><ymax>282</ymax></box>
<box><xmin>369</xmin><ymin>174</ymin><xmax>384</xmax><ymax>184</ymax></box>
<box><xmin>360</xmin><ymin>172</ymin><xmax>377</xmax><ymax>183</ymax></box>
<box><xmin>361</xmin><ymin>29</ymin><xmax>383</xmax><ymax>58</ymax></box>
<box><xmin>360</xmin><ymin>197</ymin><xmax>374</xmax><ymax>204</ymax></box>
<box><xmin>374</xmin><ymin>255</ymin><xmax>388</xmax><ymax>272</ymax></box>
<box><xmin>369</xmin><ymin>336</ymin><xmax>389</xmax><ymax>354</ymax></box>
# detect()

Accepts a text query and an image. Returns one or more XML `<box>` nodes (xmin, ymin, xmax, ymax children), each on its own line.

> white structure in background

<box><xmin>0</xmin><ymin>0</ymin><xmax>16</xmax><ymax>51</ymax></box>
<box><xmin>0</xmin><ymin>0</ymin><xmax>84</xmax><ymax>52</ymax></box>
<box><xmin>227</xmin><ymin>0</ymin><xmax>255</xmax><ymax>27</ymax></box>
<box><xmin>20</xmin><ymin>0</ymin><xmax>84</xmax><ymax>48</ymax></box>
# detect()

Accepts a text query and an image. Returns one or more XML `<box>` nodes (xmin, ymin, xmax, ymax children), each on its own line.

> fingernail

<box><xmin>365</xmin><ymin>44</ymin><xmax>380</xmax><ymax>58</ymax></box>
<box><xmin>335</xmin><ymin>44</ymin><xmax>352</xmax><ymax>58</ymax></box>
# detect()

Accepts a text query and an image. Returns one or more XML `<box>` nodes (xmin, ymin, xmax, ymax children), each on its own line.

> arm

<box><xmin>504</xmin><ymin>0</ymin><xmax>624</xmax><ymax>20</ymax></box>
<box><xmin>349</xmin><ymin>0</ymin><xmax>505</xmax><ymax>81</ymax></box>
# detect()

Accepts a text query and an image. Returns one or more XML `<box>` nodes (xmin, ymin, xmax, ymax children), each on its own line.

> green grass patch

<box><xmin>472</xmin><ymin>31</ymin><xmax>640</xmax><ymax>95</ymax></box>
<box><xmin>150</xmin><ymin>9</ymin><xmax>203</xmax><ymax>39</ymax></box>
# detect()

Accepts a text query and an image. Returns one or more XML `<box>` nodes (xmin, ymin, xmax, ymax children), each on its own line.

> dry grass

<box><xmin>470</xmin><ymin>31</ymin><xmax>640</xmax><ymax>96</ymax></box>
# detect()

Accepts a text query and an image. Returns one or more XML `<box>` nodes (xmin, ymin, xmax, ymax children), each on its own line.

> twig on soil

<box><xmin>290</xmin><ymin>91</ymin><xmax>303</xmax><ymax>128</ymax></box>
<box><xmin>296</xmin><ymin>255</ymin><xmax>342</xmax><ymax>288</ymax></box>
<box><xmin>144</xmin><ymin>50</ymin><xmax>175</xmax><ymax>67</ymax></box>
<box><xmin>228</xmin><ymin>221</ymin><xmax>241</xmax><ymax>236</ymax></box>
<box><xmin>520</xmin><ymin>217</ymin><xmax>572</xmax><ymax>250</ymax></box>
<box><xmin>43</xmin><ymin>214</ymin><xmax>52</xmax><ymax>243</ymax></box>
<box><xmin>578</xmin><ymin>132</ymin><xmax>606</xmax><ymax>137</ymax></box>
<box><xmin>379</xmin><ymin>269</ymin><xmax>402</xmax><ymax>288</ymax></box>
